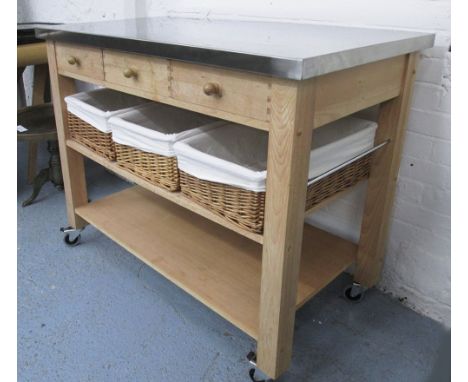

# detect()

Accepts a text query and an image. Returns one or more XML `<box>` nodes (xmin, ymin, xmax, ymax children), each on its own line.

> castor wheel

<box><xmin>249</xmin><ymin>368</ymin><xmax>273</xmax><ymax>382</ymax></box>
<box><xmin>343</xmin><ymin>282</ymin><xmax>366</xmax><ymax>302</ymax></box>
<box><xmin>247</xmin><ymin>352</ymin><xmax>272</xmax><ymax>382</ymax></box>
<box><xmin>60</xmin><ymin>226</ymin><xmax>84</xmax><ymax>247</ymax></box>
<box><xmin>63</xmin><ymin>232</ymin><xmax>81</xmax><ymax>246</ymax></box>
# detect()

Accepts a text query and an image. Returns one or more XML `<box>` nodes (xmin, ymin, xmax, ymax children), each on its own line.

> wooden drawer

<box><xmin>169</xmin><ymin>62</ymin><xmax>272</xmax><ymax>122</ymax></box>
<box><xmin>103</xmin><ymin>50</ymin><xmax>169</xmax><ymax>97</ymax></box>
<box><xmin>56</xmin><ymin>42</ymin><xmax>104</xmax><ymax>80</ymax></box>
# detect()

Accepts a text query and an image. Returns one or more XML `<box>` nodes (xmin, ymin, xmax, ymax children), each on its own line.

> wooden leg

<box><xmin>47</xmin><ymin>41</ymin><xmax>88</xmax><ymax>229</ymax></box>
<box><xmin>32</xmin><ymin>64</ymin><xmax>48</xmax><ymax>105</ymax></box>
<box><xmin>355</xmin><ymin>53</ymin><xmax>419</xmax><ymax>287</ymax></box>
<box><xmin>27</xmin><ymin>142</ymin><xmax>38</xmax><ymax>184</ymax></box>
<box><xmin>26</xmin><ymin>64</ymin><xmax>49</xmax><ymax>184</ymax></box>
<box><xmin>257</xmin><ymin>79</ymin><xmax>316</xmax><ymax>379</ymax></box>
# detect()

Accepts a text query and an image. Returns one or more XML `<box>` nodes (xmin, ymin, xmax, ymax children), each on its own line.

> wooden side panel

<box><xmin>257</xmin><ymin>78</ymin><xmax>316</xmax><ymax>379</ymax></box>
<box><xmin>355</xmin><ymin>53</ymin><xmax>419</xmax><ymax>287</ymax></box>
<box><xmin>47</xmin><ymin>41</ymin><xmax>88</xmax><ymax>228</ymax></box>
<box><xmin>103</xmin><ymin>50</ymin><xmax>169</xmax><ymax>96</ymax></box>
<box><xmin>169</xmin><ymin>61</ymin><xmax>272</xmax><ymax>122</ymax></box>
<box><xmin>314</xmin><ymin>56</ymin><xmax>406</xmax><ymax>127</ymax></box>
<box><xmin>56</xmin><ymin>42</ymin><xmax>104</xmax><ymax>80</ymax></box>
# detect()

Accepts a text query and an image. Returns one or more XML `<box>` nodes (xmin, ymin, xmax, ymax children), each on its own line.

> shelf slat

<box><xmin>76</xmin><ymin>186</ymin><xmax>356</xmax><ymax>339</ymax></box>
<box><xmin>67</xmin><ymin>139</ymin><xmax>264</xmax><ymax>244</ymax></box>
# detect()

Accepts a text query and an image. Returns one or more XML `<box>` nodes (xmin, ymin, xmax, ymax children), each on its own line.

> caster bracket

<box><xmin>60</xmin><ymin>226</ymin><xmax>84</xmax><ymax>246</ymax></box>
<box><xmin>246</xmin><ymin>351</ymin><xmax>257</xmax><ymax>366</ymax></box>
<box><xmin>343</xmin><ymin>282</ymin><xmax>367</xmax><ymax>302</ymax></box>
<box><xmin>246</xmin><ymin>352</ymin><xmax>272</xmax><ymax>382</ymax></box>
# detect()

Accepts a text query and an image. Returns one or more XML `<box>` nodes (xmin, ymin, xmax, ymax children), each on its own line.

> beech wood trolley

<box><xmin>37</xmin><ymin>18</ymin><xmax>434</xmax><ymax>380</ymax></box>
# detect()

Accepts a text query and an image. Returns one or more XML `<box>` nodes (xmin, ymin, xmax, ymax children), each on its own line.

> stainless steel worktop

<box><xmin>36</xmin><ymin>17</ymin><xmax>434</xmax><ymax>80</ymax></box>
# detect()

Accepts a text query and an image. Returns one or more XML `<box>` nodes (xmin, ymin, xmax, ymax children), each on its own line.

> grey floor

<box><xmin>18</xmin><ymin>141</ymin><xmax>448</xmax><ymax>382</ymax></box>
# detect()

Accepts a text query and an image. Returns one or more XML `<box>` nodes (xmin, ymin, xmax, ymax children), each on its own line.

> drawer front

<box><xmin>56</xmin><ymin>42</ymin><xmax>104</xmax><ymax>80</ymax></box>
<box><xmin>103</xmin><ymin>50</ymin><xmax>169</xmax><ymax>96</ymax></box>
<box><xmin>169</xmin><ymin>62</ymin><xmax>272</xmax><ymax>122</ymax></box>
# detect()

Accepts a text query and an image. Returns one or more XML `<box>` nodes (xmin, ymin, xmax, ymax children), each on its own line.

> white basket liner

<box><xmin>174</xmin><ymin>117</ymin><xmax>378</xmax><ymax>192</ymax></box>
<box><xmin>109</xmin><ymin>103</ymin><xmax>225</xmax><ymax>157</ymax></box>
<box><xmin>64</xmin><ymin>88</ymin><xmax>149</xmax><ymax>133</ymax></box>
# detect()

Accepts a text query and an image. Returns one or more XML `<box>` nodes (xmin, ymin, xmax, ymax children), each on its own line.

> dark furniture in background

<box><xmin>18</xmin><ymin>23</ymin><xmax>63</xmax><ymax>206</ymax></box>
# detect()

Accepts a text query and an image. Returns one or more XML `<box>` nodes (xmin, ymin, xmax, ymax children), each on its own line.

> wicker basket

<box><xmin>115</xmin><ymin>142</ymin><xmax>180</xmax><ymax>191</ymax></box>
<box><xmin>68</xmin><ymin>112</ymin><xmax>116</xmax><ymax>161</ymax></box>
<box><xmin>306</xmin><ymin>153</ymin><xmax>372</xmax><ymax>208</ymax></box>
<box><xmin>180</xmin><ymin>152</ymin><xmax>372</xmax><ymax>234</ymax></box>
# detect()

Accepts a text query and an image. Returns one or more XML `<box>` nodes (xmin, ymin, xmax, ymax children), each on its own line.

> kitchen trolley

<box><xmin>37</xmin><ymin>18</ymin><xmax>434</xmax><ymax>380</ymax></box>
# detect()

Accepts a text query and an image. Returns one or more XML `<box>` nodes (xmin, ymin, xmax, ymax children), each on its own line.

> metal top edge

<box><xmin>35</xmin><ymin>19</ymin><xmax>435</xmax><ymax>80</ymax></box>
<box><xmin>301</xmin><ymin>34</ymin><xmax>435</xmax><ymax>80</ymax></box>
<box><xmin>36</xmin><ymin>29</ymin><xmax>304</xmax><ymax>80</ymax></box>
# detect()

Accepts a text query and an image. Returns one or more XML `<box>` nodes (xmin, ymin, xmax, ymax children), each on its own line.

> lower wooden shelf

<box><xmin>75</xmin><ymin>186</ymin><xmax>357</xmax><ymax>339</ymax></box>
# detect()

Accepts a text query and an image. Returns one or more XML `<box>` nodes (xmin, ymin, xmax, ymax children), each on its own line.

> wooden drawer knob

<box><xmin>123</xmin><ymin>68</ymin><xmax>137</xmax><ymax>78</ymax></box>
<box><xmin>67</xmin><ymin>56</ymin><xmax>78</xmax><ymax>65</ymax></box>
<box><xmin>203</xmin><ymin>82</ymin><xmax>222</xmax><ymax>97</ymax></box>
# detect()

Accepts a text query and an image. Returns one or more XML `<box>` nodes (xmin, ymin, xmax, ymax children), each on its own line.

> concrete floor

<box><xmin>18</xmin><ymin>141</ymin><xmax>448</xmax><ymax>382</ymax></box>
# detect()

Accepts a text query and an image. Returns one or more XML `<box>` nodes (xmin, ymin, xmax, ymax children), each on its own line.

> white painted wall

<box><xmin>18</xmin><ymin>0</ymin><xmax>451</xmax><ymax>326</ymax></box>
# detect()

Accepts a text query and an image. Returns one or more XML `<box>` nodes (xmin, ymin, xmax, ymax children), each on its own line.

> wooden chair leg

<box><xmin>22</xmin><ymin>167</ymin><xmax>49</xmax><ymax>207</ymax></box>
<box><xmin>23</xmin><ymin>64</ymin><xmax>48</xmax><ymax>184</ymax></box>
<box><xmin>32</xmin><ymin>64</ymin><xmax>48</xmax><ymax>105</ymax></box>
<box><xmin>27</xmin><ymin>141</ymin><xmax>38</xmax><ymax>184</ymax></box>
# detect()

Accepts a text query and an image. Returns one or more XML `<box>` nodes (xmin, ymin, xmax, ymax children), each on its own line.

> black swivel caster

<box><xmin>247</xmin><ymin>351</ymin><xmax>272</xmax><ymax>382</ymax></box>
<box><xmin>63</xmin><ymin>232</ymin><xmax>81</xmax><ymax>246</ymax></box>
<box><xmin>249</xmin><ymin>368</ymin><xmax>268</xmax><ymax>382</ymax></box>
<box><xmin>61</xmin><ymin>226</ymin><xmax>84</xmax><ymax>247</ymax></box>
<box><xmin>343</xmin><ymin>282</ymin><xmax>366</xmax><ymax>302</ymax></box>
